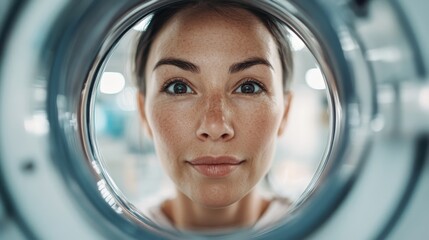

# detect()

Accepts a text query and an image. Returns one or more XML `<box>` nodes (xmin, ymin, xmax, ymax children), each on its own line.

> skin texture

<box><xmin>138</xmin><ymin>6</ymin><xmax>292</xmax><ymax>230</ymax></box>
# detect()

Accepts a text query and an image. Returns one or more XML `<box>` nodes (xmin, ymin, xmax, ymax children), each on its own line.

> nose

<box><xmin>196</xmin><ymin>96</ymin><xmax>234</xmax><ymax>142</ymax></box>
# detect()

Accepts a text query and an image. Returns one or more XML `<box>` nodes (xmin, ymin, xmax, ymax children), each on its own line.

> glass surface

<box><xmin>93</xmin><ymin>17</ymin><xmax>331</xmax><ymax>229</ymax></box>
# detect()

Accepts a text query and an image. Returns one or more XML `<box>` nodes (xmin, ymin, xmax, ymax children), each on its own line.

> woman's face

<box><xmin>138</xmin><ymin>7</ymin><xmax>291</xmax><ymax>208</ymax></box>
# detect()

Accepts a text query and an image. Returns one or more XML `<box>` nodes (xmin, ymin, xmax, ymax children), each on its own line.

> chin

<box><xmin>191</xmin><ymin>183</ymin><xmax>244</xmax><ymax>209</ymax></box>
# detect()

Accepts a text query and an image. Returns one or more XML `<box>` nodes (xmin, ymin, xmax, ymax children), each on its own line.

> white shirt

<box><xmin>140</xmin><ymin>196</ymin><xmax>291</xmax><ymax>231</ymax></box>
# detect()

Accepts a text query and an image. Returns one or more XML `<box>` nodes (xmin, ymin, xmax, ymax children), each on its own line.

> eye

<box><xmin>234</xmin><ymin>80</ymin><xmax>265</xmax><ymax>94</ymax></box>
<box><xmin>163</xmin><ymin>80</ymin><xmax>194</xmax><ymax>95</ymax></box>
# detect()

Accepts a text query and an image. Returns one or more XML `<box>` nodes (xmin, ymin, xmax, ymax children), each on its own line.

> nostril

<box><xmin>221</xmin><ymin>133</ymin><xmax>230</xmax><ymax>139</ymax></box>
<box><xmin>198</xmin><ymin>132</ymin><xmax>231</xmax><ymax>141</ymax></box>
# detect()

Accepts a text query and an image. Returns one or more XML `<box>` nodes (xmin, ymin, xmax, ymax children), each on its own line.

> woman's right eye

<box><xmin>163</xmin><ymin>80</ymin><xmax>194</xmax><ymax>95</ymax></box>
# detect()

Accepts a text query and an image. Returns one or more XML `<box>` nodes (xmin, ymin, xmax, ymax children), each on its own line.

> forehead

<box><xmin>149</xmin><ymin>6</ymin><xmax>278</xmax><ymax>61</ymax></box>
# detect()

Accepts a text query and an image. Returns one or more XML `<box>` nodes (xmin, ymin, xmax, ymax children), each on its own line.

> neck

<box><xmin>162</xmin><ymin>190</ymin><xmax>269</xmax><ymax>231</ymax></box>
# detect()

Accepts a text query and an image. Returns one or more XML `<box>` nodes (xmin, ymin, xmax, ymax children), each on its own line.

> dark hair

<box><xmin>133</xmin><ymin>0</ymin><xmax>293</xmax><ymax>93</ymax></box>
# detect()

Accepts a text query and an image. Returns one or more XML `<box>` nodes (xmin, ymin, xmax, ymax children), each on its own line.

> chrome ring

<box><xmin>77</xmin><ymin>0</ymin><xmax>372</xmax><ymax>238</ymax></box>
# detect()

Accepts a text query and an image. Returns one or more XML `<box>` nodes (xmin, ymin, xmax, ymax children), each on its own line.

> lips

<box><xmin>187</xmin><ymin>156</ymin><xmax>244</xmax><ymax>177</ymax></box>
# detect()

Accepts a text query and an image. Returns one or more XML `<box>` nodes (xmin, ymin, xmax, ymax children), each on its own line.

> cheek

<box><xmin>234</xmin><ymin>99</ymin><xmax>283</xmax><ymax>146</ymax></box>
<box><xmin>232</xmin><ymin>99</ymin><xmax>283</xmax><ymax>182</ymax></box>
<box><xmin>147</xmin><ymin>101</ymin><xmax>196</xmax><ymax>155</ymax></box>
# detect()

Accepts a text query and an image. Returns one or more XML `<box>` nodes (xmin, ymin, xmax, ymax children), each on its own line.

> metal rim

<box><xmin>78</xmin><ymin>0</ymin><xmax>371</xmax><ymax>238</ymax></box>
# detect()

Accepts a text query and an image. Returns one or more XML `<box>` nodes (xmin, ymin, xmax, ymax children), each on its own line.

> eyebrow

<box><xmin>153</xmin><ymin>57</ymin><xmax>273</xmax><ymax>74</ymax></box>
<box><xmin>229</xmin><ymin>57</ymin><xmax>273</xmax><ymax>73</ymax></box>
<box><xmin>154</xmin><ymin>58</ymin><xmax>200</xmax><ymax>73</ymax></box>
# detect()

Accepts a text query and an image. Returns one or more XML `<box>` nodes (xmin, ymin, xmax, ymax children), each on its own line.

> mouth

<box><xmin>187</xmin><ymin>156</ymin><xmax>245</xmax><ymax>178</ymax></box>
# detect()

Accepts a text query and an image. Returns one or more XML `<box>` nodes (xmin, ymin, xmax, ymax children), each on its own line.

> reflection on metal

<box><xmin>97</xmin><ymin>179</ymin><xmax>123</xmax><ymax>214</ymax></box>
<box><xmin>289</xmin><ymin>31</ymin><xmax>306</xmax><ymax>51</ymax></box>
<box><xmin>132</xmin><ymin>13</ymin><xmax>153</xmax><ymax>32</ymax></box>
<box><xmin>91</xmin><ymin>160</ymin><xmax>101</xmax><ymax>175</ymax></box>
<box><xmin>0</xmin><ymin>0</ymin><xmax>428</xmax><ymax>239</ymax></box>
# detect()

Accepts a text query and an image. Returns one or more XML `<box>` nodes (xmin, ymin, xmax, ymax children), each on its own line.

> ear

<box><xmin>277</xmin><ymin>91</ymin><xmax>293</xmax><ymax>136</ymax></box>
<box><xmin>137</xmin><ymin>93</ymin><xmax>153</xmax><ymax>139</ymax></box>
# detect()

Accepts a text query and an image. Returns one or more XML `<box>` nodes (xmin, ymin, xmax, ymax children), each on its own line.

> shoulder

<box><xmin>253</xmin><ymin>196</ymin><xmax>291</xmax><ymax>230</ymax></box>
<box><xmin>139</xmin><ymin>199</ymin><xmax>175</xmax><ymax>230</ymax></box>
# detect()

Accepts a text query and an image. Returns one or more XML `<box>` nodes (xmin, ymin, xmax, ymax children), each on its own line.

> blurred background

<box><xmin>94</xmin><ymin>17</ymin><xmax>331</xmax><ymax>208</ymax></box>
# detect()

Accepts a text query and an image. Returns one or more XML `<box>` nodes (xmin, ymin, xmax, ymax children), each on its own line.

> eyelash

<box><xmin>161</xmin><ymin>78</ymin><xmax>195</xmax><ymax>95</ymax></box>
<box><xmin>234</xmin><ymin>79</ymin><xmax>267</xmax><ymax>94</ymax></box>
<box><xmin>161</xmin><ymin>78</ymin><xmax>266</xmax><ymax>95</ymax></box>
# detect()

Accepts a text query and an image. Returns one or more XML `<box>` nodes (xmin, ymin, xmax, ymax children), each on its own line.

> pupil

<box><xmin>174</xmin><ymin>83</ymin><xmax>186</xmax><ymax>94</ymax></box>
<box><xmin>241</xmin><ymin>84</ymin><xmax>254</xmax><ymax>93</ymax></box>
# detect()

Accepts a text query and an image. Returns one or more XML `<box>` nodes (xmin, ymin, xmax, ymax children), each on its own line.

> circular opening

<box><xmin>73</xmin><ymin>0</ymin><xmax>356</xmax><ymax>238</ymax></box>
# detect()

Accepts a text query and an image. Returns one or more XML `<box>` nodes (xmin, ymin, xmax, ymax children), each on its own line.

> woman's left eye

<box><xmin>234</xmin><ymin>80</ymin><xmax>264</xmax><ymax>94</ymax></box>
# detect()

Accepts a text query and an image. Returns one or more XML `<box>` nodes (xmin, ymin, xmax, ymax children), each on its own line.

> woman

<box><xmin>133</xmin><ymin>0</ymin><xmax>293</xmax><ymax>231</ymax></box>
